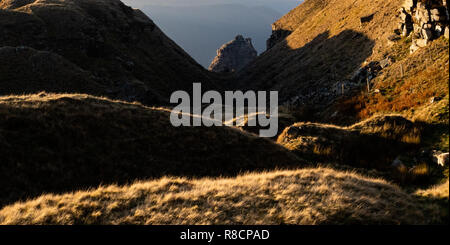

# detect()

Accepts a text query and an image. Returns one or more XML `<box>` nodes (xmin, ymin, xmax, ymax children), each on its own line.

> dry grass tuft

<box><xmin>0</xmin><ymin>168</ymin><xmax>429</xmax><ymax>225</ymax></box>
<box><xmin>235</xmin><ymin>0</ymin><xmax>406</xmax><ymax>112</ymax></box>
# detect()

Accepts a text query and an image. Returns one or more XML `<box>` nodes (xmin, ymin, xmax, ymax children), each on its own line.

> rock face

<box><xmin>395</xmin><ymin>0</ymin><xmax>449</xmax><ymax>53</ymax></box>
<box><xmin>0</xmin><ymin>0</ymin><xmax>214</xmax><ymax>104</ymax></box>
<box><xmin>208</xmin><ymin>35</ymin><xmax>257</xmax><ymax>73</ymax></box>
<box><xmin>266</xmin><ymin>24</ymin><xmax>292</xmax><ymax>50</ymax></box>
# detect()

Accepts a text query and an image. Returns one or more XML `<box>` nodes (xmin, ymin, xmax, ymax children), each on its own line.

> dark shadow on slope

<box><xmin>0</xmin><ymin>1</ymin><xmax>220</xmax><ymax>106</ymax></box>
<box><xmin>266</xmin><ymin>29</ymin><xmax>292</xmax><ymax>50</ymax></box>
<box><xmin>277</xmin><ymin>116</ymin><xmax>448</xmax><ymax>187</ymax></box>
<box><xmin>414</xmin><ymin>193</ymin><xmax>449</xmax><ymax>225</ymax></box>
<box><xmin>0</xmin><ymin>95</ymin><xmax>304</xmax><ymax>208</ymax></box>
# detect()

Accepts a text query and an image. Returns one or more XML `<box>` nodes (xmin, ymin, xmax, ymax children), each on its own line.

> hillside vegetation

<box><xmin>277</xmin><ymin>115</ymin><xmax>422</xmax><ymax>169</ymax></box>
<box><xmin>0</xmin><ymin>168</ymin><xmax>434</xmax><ymax>225</ymax></box>
<box><xmin>0</xmin><ymin>0</ymin><xmax>447</xmax><ymax>226</ymax></box>
<box><xmin>0</xmin><ymin>0</ymin><xmax>221</xmax><ymax>105</ymax></box>
<box><xmin>235</xmin><ymin>0</ymin><xmax>448</xmax><ymax>127</ymax></box>
<box><xmin>0</xmin><ymin>93</ymin><xmax>302</xmax><ymax>207</ymax></box>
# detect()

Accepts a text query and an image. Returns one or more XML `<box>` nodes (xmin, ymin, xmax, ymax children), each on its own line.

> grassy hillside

<box><xmin>414</xmin><ymin>179</ymin><xmax>449</xmax><ymax>223</ymax></box>
<box><xmin>234</xmin><ymin>0</ymin><xmax>448</xmax><ymax>126</ymax></box>
<box><xmin>236</xmin><ymin>0</ymin><xmax>404</xmax><ymax>98</ymax></box>
<box><xmin>0</xmin><ymin>0</ymin><xmax>221</xmax><ymax>104</ymax></box>
<box><xmin>0</xmin><ymin>93</ymin><xmax>303</xmax><ymax>207</ymax></box>
<box><xmin>277</xmin><ymin>115</ymin><xmax>422</xmax><ymax>169</ymax></box>
<box><xmin>0</xmin><ymin>168</ymin><xmax>435</xmax><ymax>225</ymax></box>
<box><xmin>277</xmin><ymin>114</ymin><xmax>449</xmax><ymax>186</ymax></box>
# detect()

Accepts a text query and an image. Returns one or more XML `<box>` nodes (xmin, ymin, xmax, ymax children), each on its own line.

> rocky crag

<box><xmin>208</xmin><ymin>35</ymin><xmax>257</xmax><ymax>73</ymax></box>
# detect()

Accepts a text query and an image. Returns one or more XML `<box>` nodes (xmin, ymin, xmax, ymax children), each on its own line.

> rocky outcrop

<box><xmin>432</xmin><ymin>151</ymin><xmax>449</xmax><ymax>166</ymax></box>
<box><xmin>266</xmin><ymin>24</ymin><xmax>292</xmax><ymax>50</ymax></box>
<box><xmin>394</xmin><ymin>0</ymin><xmax>449</xmax><ymax>53</ymax></box>
<box><xmin>0</xmin><ymin>0</ymin><xmax>213</xmax><ymax>104</ymax></box>
<box><xmin>208</xmin><ymin>35</ymin><xmax>257</xmax><ymax>73</ymax></box>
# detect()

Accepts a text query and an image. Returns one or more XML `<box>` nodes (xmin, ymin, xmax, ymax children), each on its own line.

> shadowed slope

<box><xmin>0</xmin><ymin>93</ymin><xmax>302</xmax><ymax>207</ymax></box>
<box><xmin>234</xmin><ymin>0</ymin><xmax>448</xmax><ymax>126</ymax></box>
<box><xmin>0</xmin><ymin>168</ymin><xmax>427</xmax><ymax>225</ymax></box>
<box><xmin>0</xmin><ymin>46</ymin><xmax>106</xmax><ymax>96</ymax></box>
<box><xmin>237</xmin><ymin>29</ymin><xmax>375</xmax><ymax>109</ymax></box>
<box><xmin>0</xmin><ymin>0</ymin><xmax>220</xmax><ymax>104</ymax></box>
<box><xmin>235</xmin><ymin>0</ymin><xmax>405</xmax><ymax>100</ymax></box>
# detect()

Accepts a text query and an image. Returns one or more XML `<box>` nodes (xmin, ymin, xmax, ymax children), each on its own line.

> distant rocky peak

<box><xmin>208</xmin><ymin>35</ymin><xmax>257</xmax><ymax>73</ymax></box>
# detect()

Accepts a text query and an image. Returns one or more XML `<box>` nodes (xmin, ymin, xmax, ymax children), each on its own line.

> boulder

<box><xmin>435</xmin><ymin>25</ymin><xmax>443</xmax><ymax>35</ymax></box>
<box><xmin>421</xmin><ymin>27</ymin><xmax>434</xmax><ymax>40</ymax></box>
<box><xmin>415</xmin><ymin>3</ymin><xmax>431</xmax><ymax>24</ymax></box>
<box><xmin>415</xmin><ymin>38</ymin><xmax>428</xmax><ymax>47</ymax></box>
<box><xmin>398</xmin><ymin>7</ymin><xmax>414</xmax><ymax>36</ymax></box>
<box><xmin>413</xmin><ymin>23</ymin><xmax>422</xmax><ymax>34</ymax></box>
<box><xmin>429</xmin><ymin>96</ymin><xmax>441</xmax><ymax>104</ymax></box>
<box><xmin>387</xmin><ymin>34</ymin><xmax>401</xmax><ymax>45</ymax></box>
<box><xmin>410</xmin><ymin>38</ymin><xmax>428</xmax><ymax>53</ymax></box>
<box><xmin>430</xmin><ymin>8</ymin><xmax>443</xmax><ymax>21</ymax></box>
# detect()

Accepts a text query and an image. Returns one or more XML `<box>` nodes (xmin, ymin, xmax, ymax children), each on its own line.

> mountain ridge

<box><xmin>0</xmin><ymin>0</ymin><xmax>221</xmax><ymax>105</ymax></box>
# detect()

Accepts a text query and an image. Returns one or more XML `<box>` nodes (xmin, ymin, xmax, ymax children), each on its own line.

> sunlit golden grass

<box><xmin>277</xmin><ymin>0</ymin><xmax>403</xmax><ymax>61</ymax></box>
<box><xmin>0</xmin><ymin>92</ymin><xmax>302</xmax><ymax>207</ymax></box>
<box><xmin>414</xmin><ymin>179</ymin><xmax>449</xmax><ymax>224</ymax></box>
<box><xmin>350</xmin><ymin>114</ymin><xmax>422</xmax><ymax>144</ymax></box>
<box><xmin>0</xmin><ymin>168</ymin><xmax>429</xmax><ymax>225</ymax></box>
